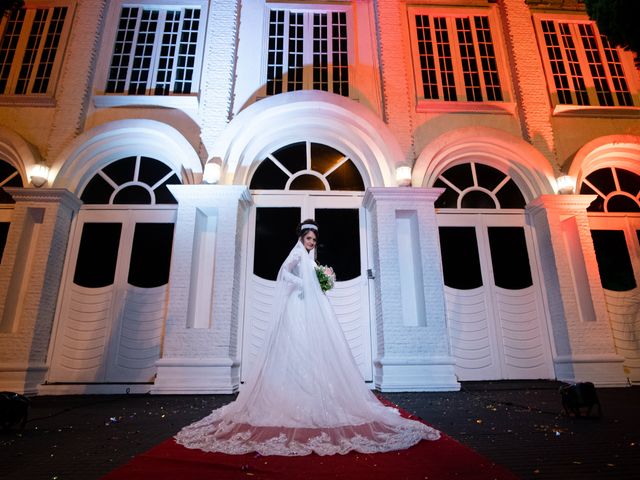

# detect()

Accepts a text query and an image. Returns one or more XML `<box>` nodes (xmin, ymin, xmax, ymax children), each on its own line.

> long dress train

<box><xmin>175</xmin><ymin>241</ymin><xmax>440</xmax><ymax>456</ymax></box>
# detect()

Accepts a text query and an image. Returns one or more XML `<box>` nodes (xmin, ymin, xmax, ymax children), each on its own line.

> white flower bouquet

<box><xmin>315</xmin><ymin>265</ymin><xmax>336</xmax><ymax>293</ymax></box>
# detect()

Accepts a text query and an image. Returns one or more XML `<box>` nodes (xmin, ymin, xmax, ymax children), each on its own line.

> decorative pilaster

<box><xmin>152</xmin><ymin>185</ymin><xmax>251</xmax><ymax>394</ymax></box>
<box><xmin>363</xmin><ymin>187</ymin><xmax>459</xmax><ymax>391</ymax></box>
<box><xmin>527</xmin><ymin>195</ymin><xmax>626</xmax><ymax>386</ymax></box>
<box><xmin>0</xmin><ymin>188</ymin><xmax>81</xmax><ymax>394</ymax></box>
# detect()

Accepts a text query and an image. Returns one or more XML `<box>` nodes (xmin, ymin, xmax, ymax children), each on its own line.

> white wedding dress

<box><xmin>175</xmin><ymin>241</ymin><xmax>440</xmax><ymax>456</ymax></box>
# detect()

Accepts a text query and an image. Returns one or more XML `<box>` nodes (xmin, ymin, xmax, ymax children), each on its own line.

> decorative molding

<box><xmin>363</xmin><ymin>187</ymin><xmax>445</xmax><ymax>208</ymax></box>
<box><xmin>4</xmin><ymin>188</ymin><xmax>82</xmax><ymax>211</ymax></box>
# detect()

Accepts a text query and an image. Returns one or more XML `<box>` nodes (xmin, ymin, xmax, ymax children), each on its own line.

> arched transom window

<box><xmin>579</xmin><ymin>167</ymin><xmax>640</xmax><ymax>213</ymax></box>
<box><xmin>249</xmin><ymin>141</ymin><xmax>365</xmax><ymax>191</ymax></box>
<box><xmin>80</xmin><ymin>156</ymin><xmax>181</xmax><ymax>204</ymax></box>
<box><xmin>0</xmin><ymin>159</ymin><xmax>24</xmax><ymax>204</ymax></box>
<box><xmin>433</xmin><ymin>162</ymin><xmax>526</xmax><ymax>209</ymax></box>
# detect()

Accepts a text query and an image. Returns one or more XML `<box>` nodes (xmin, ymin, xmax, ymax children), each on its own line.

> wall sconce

<box><xmin>30</xmin><ymin>164</ymin><xmax>50</xmax><ymax>188</ymax></box>
<box><xmin>396</xmin><ymin>166</ymin><xmax>412</xmax><ymax>187</ymax></box>
<box><xmin>202</xmin><ymin>159</ymin><xmax>221</xmax><ymax>184</ymax></box>
<box><xmin>556</xmin><ymin>175</ymin><xmax>575</xmax><ymax>194</ymax></box>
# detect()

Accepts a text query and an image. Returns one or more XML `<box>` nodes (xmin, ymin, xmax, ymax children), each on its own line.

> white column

<box><xmin>0</xmin><ymin>188</ymin><xmax>81</xmax><ymax>394</ymax></box>
<box><xmin>364</xmin><ymin>187</ymin><xmax>459</xmax><ymax>391</ymax></box>
<box><xmin>152</xmin><ymin>185</ymin><xmax>251</xmax><ymax>394</ymax></box>
<box><xmin>527</xmin><ymin>195</ymin><xmax>626</xmax><ymax>386</ymax></box>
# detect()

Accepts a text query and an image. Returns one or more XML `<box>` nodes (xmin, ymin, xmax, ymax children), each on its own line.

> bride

<box><xmin>175</xmin><ymin>219</ymin><xmax>440</xmax><ymax>456</ymax></box>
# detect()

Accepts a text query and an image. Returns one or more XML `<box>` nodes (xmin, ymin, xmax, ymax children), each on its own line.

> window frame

<box><xmin>533</xmin><ymin>13</ymin><xmax>640</xmax><ymax>117</ymax></box>
<box><xmin>0</xmin><ymin>1</ymin><xmax>74</xmax><ymax>103</ymax></box>
<box><xmin>92</xmin><ymin>0</ymin><xmax>208</xmax><ymax>109</ymax></box>
<box><xmin>406</xmin><ymin>4</ymin><xmax>514</xmax><ymax>114</ymax></box>
<box><xmin>260</xmin><ymin>3</ymin><xmax>354</xmax><ymax>98</ymax></box>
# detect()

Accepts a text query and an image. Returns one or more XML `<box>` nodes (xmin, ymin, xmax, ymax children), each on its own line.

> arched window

<box><xmin>80</xmin><ymin>156</ymin><xmax>181</xmax><ymax>204</ymax></box>
<box><xmin>249</xmin><ymin>142</ymin><xmax>365</xmax><ymax>191</ymax></box>
<box><xmin>579</xmin><ymin>167</ymin><xmax>640</xmax><ymax>213</ymax></box>
<box><xmin>0</xmin><ymin>159</ymin><xmax>24</xmax><ymax>204</ymax></box>
<box><xmin>433</xmin><ymin>162</ymin><xmax>526</xmax><ymax>209</ymax></box>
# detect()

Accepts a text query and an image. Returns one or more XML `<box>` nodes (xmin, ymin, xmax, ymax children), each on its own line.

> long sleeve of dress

<box><xmin>281</xmin><ymin>252</ymin><xmax>303</xmax><ymax>289</ymax></box>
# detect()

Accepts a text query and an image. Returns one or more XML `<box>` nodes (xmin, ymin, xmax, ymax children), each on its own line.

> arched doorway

<box><xmin>48</xmin><ymin>156</ymin><xmax>180</xmax><ymax>384</ymax></box>
<box><xmin>433</xmin><ymin>161</ymin><xmax>554</xmax><ymax>380</ymax></box>
<box><xmin>580</xmin><ymin>166</ymin><xmax>640</xmax><ymax>383</ymax></box>
<box><xmin>241</xmin><ymin>141</ymin><xmax>373</xmax><ymax>383</ymax></box>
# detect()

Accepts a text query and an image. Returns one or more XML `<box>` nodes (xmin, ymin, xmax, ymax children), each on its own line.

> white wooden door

<box><xmin>589</xmin><ymin>214</ymin><xmax>640</xmax><ymax>383</ymax></box>
<box><xmin>241</xmin><ymin>192</ymin><xmax>372</xmax><ymax>384</ymax></box>
<box><xmin>438</xmin><ymin>213</ymin><xmax>554</xmax><ymax>381</ymax></box>
<box><xmin>48</xmin><ymin>208</ymin><xmax>175</xmax><ymax>383</ymax></box>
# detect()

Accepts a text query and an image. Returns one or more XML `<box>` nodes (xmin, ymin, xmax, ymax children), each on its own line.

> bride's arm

<box><xmin>281</xmin><ymin>253</ymin><xmax>303</xmax><ymax>288</ymax></box>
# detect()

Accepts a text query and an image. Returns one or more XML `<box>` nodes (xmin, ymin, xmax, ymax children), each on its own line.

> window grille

<box><xmin>266</xmin><ymin>9</ymin><xmax>349</xmax><ymax>96</ymax></box>
<box><xmin>539</xmin><ymin>19</ymin><xmax>635</xmax><ymax>107</ymax></box>
<box><xmin>413</xmin><ymin>12</ymin><xmax>503</xmax><ymax>103</ymax></box>
<box><xmin>0</xmin><ymin>6</ymin><xmax>68</xmax><ymax>95</ymax></box>
<box><xmin>106</xmin><ymin>6</ymin><xmax>200</xmax><ymax>95</ymax></box>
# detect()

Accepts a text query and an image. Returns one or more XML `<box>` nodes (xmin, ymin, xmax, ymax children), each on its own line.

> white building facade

<box><xmin>0</xmin><ymin>0</ymin><xmax>638</xmax><ymax>395</ymax></box>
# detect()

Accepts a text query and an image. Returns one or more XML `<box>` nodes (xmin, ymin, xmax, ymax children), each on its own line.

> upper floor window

<box><xmin>265</xmin><ymin>8</ymin><xmax>349</xmax><ymax>97</ymax></box>
<box><xmin>105</xmin><ymin>5</ymin><xmax>202</xmax><ymax>96</ymax></box>
<box><xmin>408</xmin><ymin>7</ymin><xmax>509</xmax><ymax>108</ymax></box>
<box><xmin>0</xmin><ymin>4</ymin><xmax>70</xmax><ymax>96</ymax></box>
<box><xmin>536</xmin><ymin>17</ymin><xmax>638</xmax><ymax>108</ymax></box>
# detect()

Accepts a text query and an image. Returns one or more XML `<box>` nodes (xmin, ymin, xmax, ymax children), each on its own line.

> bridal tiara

<box><xmin>301</xmin><ymin>223</ymin><xmax>318</xmax><ymax>231</ymax></box>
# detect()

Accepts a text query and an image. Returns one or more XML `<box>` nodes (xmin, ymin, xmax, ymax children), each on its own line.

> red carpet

<box><xmin>102</xmin><ymin>402</ymin><xmax>518</xmax><ymax>480</ymax></box>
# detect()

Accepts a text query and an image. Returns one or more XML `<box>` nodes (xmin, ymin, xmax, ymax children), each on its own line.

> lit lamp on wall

<box><xmin>396</xmin><ymin>165</ymin><xmax>412</xmax><ymax>187</ymax></box>
<box><xmin>556</xmin><ymin>175</ymin><xmax>575</xmax><ymax>194</ymax></box>
<box><xmin>30</xmin><ymin>164</ymin><xmax>50</xmax><ymax>188</ymax></box>
<box><xmin>202</xmin><ymin>158</ymin><xmax>222</xmax><ymax>184</ymax></box>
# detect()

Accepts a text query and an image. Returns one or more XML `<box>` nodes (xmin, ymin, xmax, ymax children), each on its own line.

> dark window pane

<box><xmin>475</xmin><ymin>163</ymin><xmax>506</xmax><ymax>191</ymax></box>
<box><xmin>73</xmin><ymin>223</ymin><xmax>122</xmax><ymax>288</ymax></box>
<box><xmin>315</xmin><ymin>208</ymin><xmax>360</xmax><ymax>281</ymax></box>
<box><xmin>580</xmin><ymin>182</ymin><xmax>605</xmax><ymax>212</ymax></box>
<box><xmin>585</xmin><ymin>168</ymin><xmax>616</xmax><ymax>195</ymax></box>
<box><xmin>102</xmin><ymin>157</ymin><xmax>137</xmax><ymax>185</ymax></box>
<box><xmin>438</xmin><ymin>227</ymin><xmax>483</xmax><ymax>289</ymax></box>
<box><xmin>153</xmin><ymin>173</ymin><xmax>180</xmax><ymax>204</ymax></box>
<box><xmin>461</xmin><ymin>190</ymin><xmax>496</xmax><ymax>209</ymax></box>
<box><xmin>310</xmin><ymin>143</ymin><xmax>345</xmax><ymax>174</ymax></box>
<box><xmin>0</xmin><ymin>160</ymin><xmax>24</xmax><ymax>203</ymax></box>
<box><xmin>326</xmin><ymin>159</ymin><xmax>365</xmax><ymax>191</ymax></box>
<box><xmin>487</xmin><ymin>227</ymin><xmax>533</xmax><ymax>289</ymax></box>
<box><xmin>591</xmin><ymin>230</ymin><xmax>636</xmax><ymax>291</ymax></box>
<box><xmin>128</xmin><ymin>223</ymin><xmax>174</xmax><ymax>288</ymax></box>
<box><xmin>441</xmin><ymin>163</ymin><xmax>474</xmax><ymax>190</ymax></box>
<box><xmin>138</xmin><ymin>156</ymin><xmax>172</xmax><ymax>186</ymax></box>
<box><xmin>113</xmin><ymin>185</ymin><xmax>152</xmax><ymax>204</ymax></box>
<box><xmin>250</xmin><ymin>159</ymin><xmax>289</xmax><ymax>190</ymax></box>
<box><xmin>495</xmin><ymin>179</ymin><xmax>526</xmax><ymax>208</ymax></box>
<box><xmin>254</xmin><ymin>207</ymin><xmax>300</xmax><ymax>280</ymax></box>
<box><xmin>272</xmin><ymin>142</ymin><xmax>306</xmax><ymax>174</ymax></box>
<box><xmin>616</xmin><ymin>168</ymin><xmax>640</xmax><ymax>196</ymax></box>
<box><xmin>290</xmin><ymin>175</ymin><xmax>326</xmax><ymax>190</ymax></box>
<box><xmin>607</xmin><ymin>194</ymin><xmax>640</xmax><ymax>212</ymax></box>
<box><xmin>433</xmin><ymin>178</ymin><xmax>459</xmax><ymax>208</ymax></box>
<box><xmin>0</xmin><ymin>222</ymin><xmax>9</xmax><ymax>263</ymax></box>
<box><xmin>80</xmin><ymin>175</ymin><xmax>115</xmax><ymax>204</ymax></box>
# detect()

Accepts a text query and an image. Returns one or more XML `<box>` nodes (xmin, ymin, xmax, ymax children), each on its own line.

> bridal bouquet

<box><xmin>315</xmin><ymin>265</ymin><xmax>336</xmax><ymax>293</ymax></box>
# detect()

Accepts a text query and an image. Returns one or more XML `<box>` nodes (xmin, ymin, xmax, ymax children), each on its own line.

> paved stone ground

<box><xmin>0</xmin><ymin>381</ymin><xmax>638</xmax><ymax>479</ymax></box>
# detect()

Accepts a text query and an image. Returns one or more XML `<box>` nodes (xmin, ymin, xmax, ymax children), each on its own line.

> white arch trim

<box><xmin>413</xmin><ymin>126</ymin><xmax>556</xmax><ymax>201</ymax></box>
<box><xmin>212</xmin><ymin>91</ymin><xmax>402</xmax><ymax>188</ymax></box>
<box><xmin>52</xmin><ymin>119</ymin><xmax>202</xmax><ymax>193</ymax></box>
<box><xmin>0</xmin><ymin>126</ymin><xmax>42</xmax><ymax>186</ymax></box>
<box><xmin>568</xmin><ymin>135</ymin><xmax>640</xmax><ymax>187</ymax></box>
